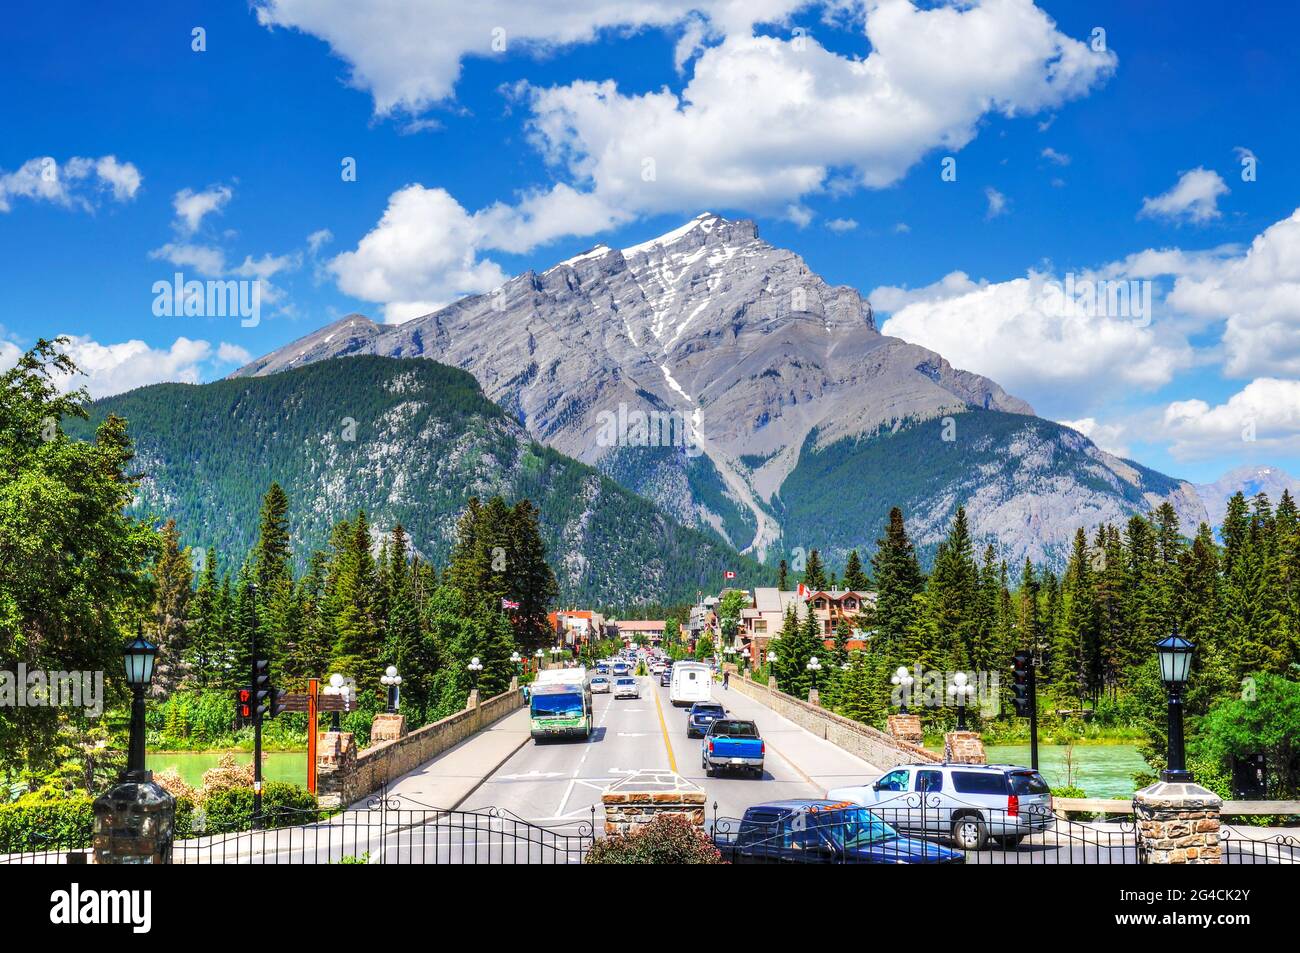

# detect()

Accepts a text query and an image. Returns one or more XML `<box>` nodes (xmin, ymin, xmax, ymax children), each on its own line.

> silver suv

<box><xmin>828</xmin><ymin>763</ymin><xmax>1054</xmax><ymax>850</ymax></box>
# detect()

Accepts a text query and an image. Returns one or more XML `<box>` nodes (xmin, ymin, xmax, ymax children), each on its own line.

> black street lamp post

<box><xmin>381</xmin><ymin>665</ymin><xmax>402</xmax><ymax>713</ymax></box>
<box><xmin>1156</xmin><ymin>634</ymin><xmax>1195</xmax><ymax>783</ymax></box>
<box><xmin>122</xmin><ymin>629</ymin><xmax>158</xmax><ymax>781</ymax></box>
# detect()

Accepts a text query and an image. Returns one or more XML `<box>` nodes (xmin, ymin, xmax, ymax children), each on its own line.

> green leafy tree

<box><xmin>0</xmin><ymin>340</ymin><xmax>160</xmax><ymax>776</ymax></box>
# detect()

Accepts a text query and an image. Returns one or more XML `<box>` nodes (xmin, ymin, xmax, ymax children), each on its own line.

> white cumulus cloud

<box><xmin>1160</xmin><ymin>378</ymin><xmax>1300</xmax><ymax>460</ymax></box>
<box><xmin>0</xmin><ymin>336</ymin><xmax>253</xmax><ymax>399</ymax></box>
<box><xmin>1139</xmin><ymin>167</ymin><xmax>1228</xmax><ymax>224</ymax></box>
<box><xmin>0</xmin><ymin>155</ymin><xmax>143</xmax><ymax>213</ymax></box>
<box><xmin>880</xmin><ymin>270</ymin><xmax>1192</xmax><ymax>417</ymax></box>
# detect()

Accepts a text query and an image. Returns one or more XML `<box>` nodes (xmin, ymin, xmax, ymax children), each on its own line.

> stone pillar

<box><xmin>92</xmin><ymin>778</ymin><xmax>175</xmax><ymax>864</ymax></box>
<box><xmin>601</xmin><ymin>770</ymin><xmax>707</xmax><ymax>835</ymax></box>
<box><xmin>315</xmin><ymin>731</ymin><xmax>356</xmax><ymax>809</ymax></box>
<box><xmin>767</xmin><ymin>675</ymin><xmax>778</xmax><ymax>691</ymax></box>
<box><xmin>808</xmin><ymin>687</ymin><xmax>820</xmax><ymax>707</ymax></box>
<box><xmin>886</xmin><ymin>713</ymin><xmax>923</xmax><ymax>745</ymax></box>
<box><xmin>1133</xmin><ymin>781</ymin><xmax>1222</xmax><ymax>864</ymax></box>
<box><xmin>370</xmin><ymin>712</ymin><xmax>407</xmax><ymax>744</ymax></box>
<box><xmin>467</xmin><ymin>688</ymin><xmax>480</xmax><ymax>709</ymax></box>
<box><xmin>510</xmin><ymin>675</ymin><xmax>519</xmax><ymax>692</ymax></box>
<box><xmin>943</xmin><ymin>730</ymin><xmax>987</xmax><ymax>764</ymax></box>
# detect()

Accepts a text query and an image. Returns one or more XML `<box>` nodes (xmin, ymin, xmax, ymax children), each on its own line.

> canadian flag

<box><xmin>797</xmin><ymin>583</ymin><xmax>811</xmax><ymax>600</ymax></box>
<box><xmin>724</xmin><ymin>570</ymin><xmax>736</xmax><ymax>580</ymax></box>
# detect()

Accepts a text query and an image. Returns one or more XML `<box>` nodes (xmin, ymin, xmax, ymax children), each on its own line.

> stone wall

<box><xmin>727</xmin><ymin>670</ymin><xmax>939</xmax><ymax>770</ymax></box>
<box><xmin>316</xmin><ymin>685</ymin><xmax>525</xmax><ymax>808</ymax></box>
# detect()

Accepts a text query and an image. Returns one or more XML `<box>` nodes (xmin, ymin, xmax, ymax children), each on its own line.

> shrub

<box><xmin>199</xmin><ymin>753</ymin><xmax>255</xmax><ymax>795</ymax></box>
<box><xmin>199</xmin><ymin>782</ymin><xmax>320</xmax><ymax>834</ymax></box>
<box><xmin>0</xmin><ymin>797</ymin><xmax>95</xmax><ymax>853</ymax></box>
<box><xmin>153</xmin><ymin>767</ymin><xmax>198</xmax><ymax>804</ymax></box>
<box><xmin>584</xmin><ymin>814</ymin><xmax>723</xmax><ymax>864</ymax></box>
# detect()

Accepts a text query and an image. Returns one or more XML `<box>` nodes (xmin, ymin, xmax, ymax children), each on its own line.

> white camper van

<box><xmin>669</xmin><ymin>661</ymin><xmax>712</xmax><ymax>707</ymax></box>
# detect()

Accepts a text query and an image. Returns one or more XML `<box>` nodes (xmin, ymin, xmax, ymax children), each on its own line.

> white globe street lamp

<box><xmin>947</xmin><ymin>670</ymin><xmax>976</xmax><ymax>730</ymax></box>
<box><xmin>891</xmin><ymin>664</ymin><xmax>916</xmax><ymax>714</ymax></box>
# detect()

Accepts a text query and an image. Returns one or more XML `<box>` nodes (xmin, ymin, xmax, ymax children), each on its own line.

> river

<box><xmin>148</xmin><ymin>750</ymin><xmax>307</xmax><ymax>788</ymax></box>
<box><xmin>983</xmin><ymin>743</ymin><xmax>1149</xmax><ymax>799</ymax></box>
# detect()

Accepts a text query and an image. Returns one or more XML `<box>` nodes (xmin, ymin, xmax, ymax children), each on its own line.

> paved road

<box><xmin>458</xmin><ymin>673</ymin><xmax>884</xmax><ymax>829</ymax></box>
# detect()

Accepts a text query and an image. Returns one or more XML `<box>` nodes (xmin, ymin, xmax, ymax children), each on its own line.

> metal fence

<box><xmin>0</xmin><ymin>791</ymin><xmax>596</xmax><ymax>865</ymax></box>
<box><xmin>712</xmin><ymin>795</ymin><xmax>1139</xmax><ymax>864</ymax></box>
<box><xmin>1221</xmin><ymin>828</ymin><xmax>1300</xmax><ymax>865</ymax></box>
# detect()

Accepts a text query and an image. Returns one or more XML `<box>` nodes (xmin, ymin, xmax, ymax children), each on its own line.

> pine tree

<box><xmin>920</xmin><ymin>507</ymin><xmax>979</xmax><ymax>670</ymax></box>
<box><xmin>149</xmin><ymin>519</ymin><xmax>193</xmax><ymax>697</ymax></box>
<box><xmin>843</xmin><ymin>549</ymin><xmax>869</xmax><ymax>591</ymax></box>
<box><xmin>803</xmin><ymin>549</ymin><xmax>827</xmax><ymax>590</ymax></box>
<box><xmin>871</xmin><ymin>507</ymin><xmax>925</xmax><ymax>660</ymax></box>
<box><xmin>509</xmin><ymin>499</ymin><xmax>559</xmax><ymax>651</ymax></box>
<box><xmin>1055</xmin><ymin>528</ymin><xmax>1097</xmax><ymax>707</ymax></box>
<box><xmin>777</xmin><ymin>559</ymin><xmax>789</xmax><ymax>591</ymax></box>
<box><xmin>185</xmin><ymin>547</ymin><xmax>221</xmax><ymax>689</ymax></box>
<box><xmin>329</xmin><ymin>511</ymin><xmax>383</xmax><ymax>692</ymax></box>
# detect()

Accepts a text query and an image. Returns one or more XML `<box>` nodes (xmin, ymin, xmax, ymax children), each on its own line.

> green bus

<box><xmin>530</xmin><ymin>673</ymin><xmax>593</xmax><ymax>741</ymax></box>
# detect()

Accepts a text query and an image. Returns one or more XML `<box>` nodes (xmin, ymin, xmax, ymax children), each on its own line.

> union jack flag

<box><xmin>502</xmin><ymin>598</ymin><xmax>520</xmax><ymax>610</ymax></box>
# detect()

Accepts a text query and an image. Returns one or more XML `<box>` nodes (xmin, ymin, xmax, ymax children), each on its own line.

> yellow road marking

<box><xmin>653</xmin><ymin>683</ymin><xmax>677</xmax><ymax>773</ymax></box>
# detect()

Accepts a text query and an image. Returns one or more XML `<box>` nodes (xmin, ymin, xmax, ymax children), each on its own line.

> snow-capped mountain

<box><xmin>236</xmin><ymin>213</ymin><xmax>1207</xmax><ymax>567</ymax></box>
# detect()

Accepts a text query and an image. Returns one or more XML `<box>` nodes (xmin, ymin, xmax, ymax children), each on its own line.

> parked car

<box><xmin>827</xmin><ymin>763</ymin><xmax>1054</xmax><ymax>850</ymax></box>
<box><xmin>702</xmin><ymin>719</ymin><xmax>764</xmax><ymax>777</ymax></box>
<box><xmin>713</xmin><ymin>800</ymin><xmax>964</xmax><ymax>864</ymax></box>
<box><xmin>613</xmin><ymin>676</ymin><xmax>640</xmax><ymax>699</ymax></box>
<box><xmin>686</xmin><ymin>701</ymin><xmax>727</xmax><ymax>738</ymax></box>
<box><xmin>590</xmin><ymin>675</ymin><xmax>611</xmax><ymax>694</ymax></box>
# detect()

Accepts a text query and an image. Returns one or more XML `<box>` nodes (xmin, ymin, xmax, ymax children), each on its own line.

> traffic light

<box><xmin>236</xmin><ymin>687</ymin><xmax>253</xmax><ymax>723</ymax></box>
<box><xmin>271</xmin><ymin>687</ymin><xmax>289</xmax><ymax>718</ymax></box>
<box><xmin>254</xmin><ymin>658</ymin><xmax>271</xmax><ymax>717</ymax></box>
<box><xmin>1012</xmin><ymin>651</ymin><xmax>1030</xmax><ymax>717</ymax></box>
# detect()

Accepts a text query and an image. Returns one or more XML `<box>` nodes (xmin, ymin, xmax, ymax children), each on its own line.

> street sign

<box><xmin>259</xmin><ymin>690</ymin><xmax>350</xmax><ymax>713</ymax></box>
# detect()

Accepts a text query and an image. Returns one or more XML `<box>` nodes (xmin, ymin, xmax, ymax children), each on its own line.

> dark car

<box><xmin>687</xmin><ymin>702</ymin><xmax>727</xmax><ymax>738</ymax></box>
<box><xmin>659</xmin><ymin>664</ymin><xmax>673</xmax><ymax>687</ymax></box>
<box><xmin>714</xmin><ymin>800</ymin><xmax>964</xmax><ymax>865</ymax></box>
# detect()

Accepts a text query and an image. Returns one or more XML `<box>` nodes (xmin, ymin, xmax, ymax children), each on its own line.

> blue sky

<box><xmin>3</xmin><ymin>0</ymin><xmax>1300</xmax><ymax>484</ymax></box>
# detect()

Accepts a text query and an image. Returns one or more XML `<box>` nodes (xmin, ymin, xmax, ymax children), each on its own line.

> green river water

<box><xmin>983</xmin><ymin>744</ymin><xmax>1149</xmax><ymax>799</ymax></box>
<box><xmin>148</xmin><ymin>750</ymin><xmax>307</xmax><ymax>788</ymax></box>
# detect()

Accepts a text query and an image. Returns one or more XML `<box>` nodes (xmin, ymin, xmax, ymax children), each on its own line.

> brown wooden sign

<box><xmin>274</xmin><ymin>692</ymin><xmax>350</xmax><ymax>713</ymax></box>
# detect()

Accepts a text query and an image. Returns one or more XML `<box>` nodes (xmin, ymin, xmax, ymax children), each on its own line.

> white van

<box><xmin>669</xmin><ymin>661</ymin><xmax>712</xmax><ymax>707</ymax></box>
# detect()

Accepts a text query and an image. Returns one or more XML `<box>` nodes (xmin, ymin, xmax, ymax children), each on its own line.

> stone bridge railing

<box><xmin>725</xmin><ymin>668</ymin><xmax>939</xmax><ymax>770</ymax></box>
<box><xmin>316</xmin><ymin>681</ymin><xmax>525</xmax><ymax>808</ymax></box>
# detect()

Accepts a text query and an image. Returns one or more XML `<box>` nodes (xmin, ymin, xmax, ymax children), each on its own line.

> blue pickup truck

<box><xmin>713</xmin><ymin>799</ymin><xmax>965</xmax><ymax>864</ymax></box>
<box><xmin>702</xmin><ymin>718</ymin><xmax>764</xmax><ymax>777</ymax></box>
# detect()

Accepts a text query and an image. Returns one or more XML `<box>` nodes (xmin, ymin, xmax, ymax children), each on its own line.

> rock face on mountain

<box><xmin>236</xmin><ymin>213</ymin><xmax>1205</xmax><ymax>568</ymax></box>
<box><xmin>1192</xmin><ymin>465</ymin><xmax>1300</xmax><ymax>533</ymax></box>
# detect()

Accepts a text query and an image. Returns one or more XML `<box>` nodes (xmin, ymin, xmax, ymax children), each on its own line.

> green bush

<box><xmin>585</xmin><ymin>814</ymin><xmax>723</xmax><ymax>864</ymax></box>
<box><xmin>198</xmin><ymin>782</ymin><xmax>320</xmax><ymax>834</ymax></box>
<box><xmin>0</xmin><ymin>797</ymin><xmax>95</xmax><ymax>853</ymax></box>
